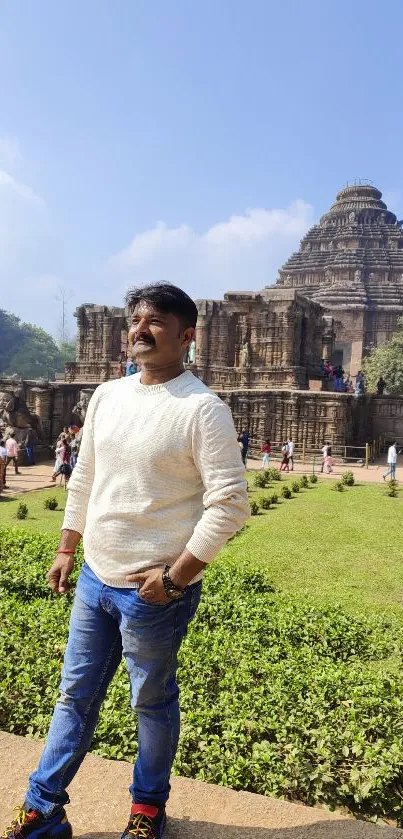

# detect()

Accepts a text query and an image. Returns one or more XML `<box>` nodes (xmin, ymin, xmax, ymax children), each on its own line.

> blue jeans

<box><xmin>25</xmin><ymin>562</ymin><xmax>202</xmax><ymax>815</ymax></box>
<box><xmin>384</xmin><ymin>463</ymin><xmax>396</xmax><ymax>480</ymax></box>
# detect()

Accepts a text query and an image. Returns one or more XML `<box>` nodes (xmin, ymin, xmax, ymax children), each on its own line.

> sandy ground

<box><xmin>0</xmin><ymin>732</ymin><xmax>400</xmax><ymax>838</ymax></box>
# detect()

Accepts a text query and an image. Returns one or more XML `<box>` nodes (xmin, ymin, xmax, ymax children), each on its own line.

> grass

<box><xmin>2</xmin><ymin>478</ymin><xmax>403</xmax><ymax>617</ymax></box>
<box><xmin>226</xmin><ymin>474</ymin><xmax>403</xmax><ymax>619</ymax></box>
<box><xmin>0</xmin><ymin>488</ymin><xmax>66</xmax><ymax>534</ymax></box>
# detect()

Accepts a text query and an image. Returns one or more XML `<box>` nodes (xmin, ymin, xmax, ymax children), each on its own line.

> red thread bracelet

<box><xmin>56</xmin><ymin>549</ymin><xmax>75</xmax><ymax>555</ymax></box>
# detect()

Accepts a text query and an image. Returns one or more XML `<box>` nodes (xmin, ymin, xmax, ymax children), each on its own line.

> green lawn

<box><xmin>0</xmin><ymin>487</ymin><xmax>66</xmax><ymax>534</ymax></box>
<box><xmin>2</xmin><ymin>478</ymin><xmax>403</xmax><ymax>617</ymax></box>
<box><xmin>223</xmin><ymin>475</ymin><xmax>403</xmax><ymax>618</ymax></box>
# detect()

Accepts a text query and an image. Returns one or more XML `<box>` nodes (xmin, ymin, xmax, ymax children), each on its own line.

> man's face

<box><xmin>128</xmin><ymin>301</ymin><xmax>194</xmax><ymax>367</ymax></box>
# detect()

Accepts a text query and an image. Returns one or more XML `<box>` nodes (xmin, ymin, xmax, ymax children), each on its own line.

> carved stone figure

<box><xmin>72</xmin><ymin>389</ymin><xmax>95</xmax><ymax>426</ymax></box>
<box><xmin>240</xmin><ymin>341</ymin><xmax>251</xmax><ymax>368</ymax></box>
<box><xmin>0</xmin><ymin>387</ymin><xmax>42</xmax><ymax>436</ymax></box>
<box><xmin>354</xmin><ymin>269</ymin><xmax>362</xmax><ymax>283</ymax></box>
<box><xmin>349</xmin><ymin>211</ymin><xmax>355</xmax><ymax>222</ymax></box>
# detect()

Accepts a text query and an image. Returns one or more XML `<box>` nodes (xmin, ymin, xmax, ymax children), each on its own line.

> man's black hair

<box><xmin>125</xmin><ymin>283</ymin><xmax>198</xmax><ymax>329</ymax></box>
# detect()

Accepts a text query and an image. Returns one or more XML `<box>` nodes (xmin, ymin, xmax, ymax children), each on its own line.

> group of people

<box><xmin>51</xmin><ymin>426</ymin><xmax>81</xmax><ymax>484</ymax></box>
<box><xmin>320</xmin><ymin>360</ymin><xmax>355</xmax><ymax>393</ymax></box>
<box><xmin>117</xmin><ymin>352</ymin><xmax>139</xmax><ymax>378</ymax></box>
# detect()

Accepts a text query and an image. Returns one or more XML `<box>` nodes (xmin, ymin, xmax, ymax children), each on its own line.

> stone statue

<box><xmin>72</xmin><ymin>389</ymin><xmax>95</xmax><ymax>426</ymax></box>
<box><xmin>349</xmin><ymin>211</ymin><xmax>355</xmax><ymax>222</ymax></box>
<box><xmin>324</xmin><ymin>269</ymin><xmax>333</xmax><ymax>284</ymax></box>
<box><xmin>303</xmin><ymin>242</ymin><xmax>311</xmax><ymax>252</ymax></box>
<box><xmin>368</xmin><ymin>272</ymin><xmax>375</xmax><ymax>282</ymax></box>
<box><xmin>328</xmin><ymin>241</ymin><xmax>333</xmax><ymax>251</ymax></box>
<box><xmin>354</xmin><ymin>269</ymin><xmax>362</xmax><ymax>283</ymax></box>
<box><xmin>240</xmin><ymin>341</ymin><xmax>251</xmax><ymax>368</ymax></box>
<box><xmin>187</xmin><ymin>339</ymin><xmax>196</xmax><ymax>365</ymax></box>
<box><xmin>0</xmin><ymin>387</ymin><xmax>42</xmax><ymax>437</ymax></box>
<box><xmin>285</xmin><ymin>275</ymin><xmax>293</xmax><ymax>287</ymax></box>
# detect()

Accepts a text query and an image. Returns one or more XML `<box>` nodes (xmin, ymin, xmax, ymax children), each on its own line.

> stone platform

<box><xmin>0</xmin><ymin>733</ymin><xmax>400</xmax><ymax>838</ymax></box>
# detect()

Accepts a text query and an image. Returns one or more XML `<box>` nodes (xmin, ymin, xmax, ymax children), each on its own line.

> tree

<box><xmin>58</xmin><ymin>340</ymin><xmax>76</xmax><ymax>367</ymax></box>
<box><xmin>0</xmin><ymin>309</ymin><xmax>23</xmax><ymax>373</ymax></box>
<box><xmin>4</xmin><ymin>324</ymin><xmax>63</xmax><ymax>380</ymax></box>
<box><xmin>363</xmin><ymin>318</ymin><xmax>403</xmax><ymax>394</ymax></box>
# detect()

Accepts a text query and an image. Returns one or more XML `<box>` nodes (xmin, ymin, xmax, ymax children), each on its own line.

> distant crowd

<box><xmin>320</xmin><ymin>360</ymin><xmax>387</xmax><ymax>397</ymax></box>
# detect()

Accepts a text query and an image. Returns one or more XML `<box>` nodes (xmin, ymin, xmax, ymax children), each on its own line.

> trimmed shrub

<box><xmin>254</xmin><ymin>473</ymin><xmax>266</xmax><ymax>489</ymax></box>
<box><xmin>261</xmin><ymin>497</ymin><xmax>271</xmax><ymax>510</ymax></box>
<box><xmin>386</xmin><ymin>479</ymin><xmax>399</xmax><ymax>498</ymax></box>
<box><xmin>44</xmin><ymin>497</ymin><xmax>58</xmax><ymax>511</ymax></box>
<box><xmin>342</xmin><ymin>471</ymin><xmax>355</xmax><ymax>487</ymax></box>
<box><xmin>309</xmin><ymin>474</ymin><xmax>318</xmax><ymax>484</ymax></box>
<box><xmin>333</xmin><ymin>480</ymin><xmax>345</xmax><ymax>492</ymax></box>
<box><xmin>3</xmin><ymin>528</ymin><xmax>403</xmax><ymax>823</ymax></box>
<box><xmin>291</xmin><ymin>481</ymin><xmax>300</xmax><ymax>493</ymax></box>
<box><xmin>16</xmin><ymin>503</ymin><xmax>28</xmax><ymax>520</ymax></box>
<box><xmin>281</xmin><ymin>486</ymin><xmax>292</xmax><ymax>499</ymax></box>
<box><xmin>269</xmin><ymin>492</ymin><xmax>278</xmax><ymax>505</ymax></box>
<box><xmin>266</xmin><ymin>467</ymin><xmax>281</xmax><ymax>482</ymax></box>
<box><xmin>250</xmin><ymin>500</ymin><xmax>260</xmax><ymax>516</ymax></box>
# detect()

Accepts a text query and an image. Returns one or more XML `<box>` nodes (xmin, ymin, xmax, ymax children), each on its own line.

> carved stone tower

<box><xmin>275</xmin><ymin>183</ymin><xmax>403</xmax><ymax>374</ymax></box>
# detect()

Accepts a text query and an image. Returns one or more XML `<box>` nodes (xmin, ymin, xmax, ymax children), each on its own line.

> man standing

<box><xmin>237</xmin><ymin>429</ymin><xmax>249</xmax><ymax>466</ymax></box>
<box><xmin>4</xmin><ymin>430</ymin><xmax>21</xmax><ymax>483</ymax></box>
<box><xmin>4</xmin><ymin>284</ymin><xmax>250</xmax><ymax>839</ymax></box>
<box><xmin>383</xmin><ymin>441</ymin><xmax>398</xmax><ymax>481</ymax></box>
<box><xmin>377</xmin><ymin>376</ymin><xmax>386</xmax><ymax>395</ymax></box>
<box><xmin>287</xmin><ymin>438</ymin><xmax>295</xmax><ymax>471</ymax></box>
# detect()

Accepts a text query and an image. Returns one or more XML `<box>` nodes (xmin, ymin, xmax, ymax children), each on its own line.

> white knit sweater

<box><xmin>62</xmin><ymin>371</ymin><xmax>250</xmax><ymax>587</ymax></box>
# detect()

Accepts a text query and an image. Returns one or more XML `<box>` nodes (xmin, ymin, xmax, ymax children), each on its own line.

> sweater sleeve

<box><xmin>186</xmin><ymin>398</ymin><xmax>251</xmax><ymax>563</ymax></box>
<box><xmin>61</xmin><ymin>389</ymin><xmax>99</xmax><ymax>535</ymax></box>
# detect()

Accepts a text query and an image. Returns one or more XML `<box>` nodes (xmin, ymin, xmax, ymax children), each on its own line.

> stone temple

<box><xmin>276</xmin><ymin>183</ymin><xmax>403</xmax><ymax>374</ymax></box>
<box><xmin>2</xmin><ymin>182</ymin><xmax>403</xmax><ymax>454</ymax></box>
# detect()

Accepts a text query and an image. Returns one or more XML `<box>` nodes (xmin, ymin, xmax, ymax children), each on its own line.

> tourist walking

<box><xmin>24</xmin><ymin>428</ymin><xmax>36</xmax><ymax>466</ymax></box>
<box><xmin>280</xmin><ymin>441</ymin><xmax>290</xmax><ymax>472</ymax></box>
<box><xmin>4</xmin><ymin>283</ymin><xmax>250</xmax><ymax>839</ymax></box>
<box><xmin>287</xmin><ymin>438</ymin><xmax>294</xmax><ymax>470</ymax></box>
<box><xmin>238</xmin><ymin>429</ymin><xmax>249</xmax><ymax>466</ymax></box>
<box><xmin>262</xmin><ymin>439</ymin><xmax>271</xmax><ymax>468</ymax></box>
<box><xmin>4</xmin><ymin>431</ymin><xmax>21</xmax><ymax>483</ymax></box>
<box><xmin>383</xmin><ymin>441</ymin><xmax>397</xmax><ymax>481</ymax></box>
<box><xmin>320</xmin><ymin>442</ymin><xmax>331</xmax><ymax>473</ymax></box>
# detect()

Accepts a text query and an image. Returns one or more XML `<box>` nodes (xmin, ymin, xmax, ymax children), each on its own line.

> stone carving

<box><xmin>187</xmin><ymin>339</ymin><xmax>196</xmax><ymax>364</ymax></box>
<box><xmin>72</xmin><ymin>389</ymin><xmax>95</xmax><ymax>426</ymax></box>
<box><xmin>0</xmin><ymin>387</ymin><xmax>42</xmax><ymax>437</ymax></box>
<box><xmin>349</xmin><ymin>211</ymin><xmax>355</xmax><ymax>222</ymax></box>
<box><xmin>240</xmin><ymin>341</ymin><xmax>251</xmax><ymax>368</ymax></box>
<box><xmin>354</xmin><ymin>269</ymin><xmax>362</xmax><ymax>283</ymax></box>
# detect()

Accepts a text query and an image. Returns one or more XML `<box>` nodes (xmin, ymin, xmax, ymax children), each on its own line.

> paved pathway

<box><xmin>0</xmin><ymin>458</ymin><xmax>398</xmax><ymax>498</ymax></box>
<box><xmin>0</xmin><ymin>733</ymin><xmax>400</xmax><ymax>838</ymax></box>
<box><xmin>247</xmin><ymin>457</ymin><xmax>399</xmax><ymax>484</ymax></box>
<box><xmin>1</xmin><ymin>462</ymin><xmax>55</xmax><ymax>496</ymax></box>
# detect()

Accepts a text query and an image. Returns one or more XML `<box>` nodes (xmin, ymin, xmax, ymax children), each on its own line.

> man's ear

<box><xmin>183</xmin><ymin>327</ymin><xmax>195</xmax><ymax>347</ymax></box>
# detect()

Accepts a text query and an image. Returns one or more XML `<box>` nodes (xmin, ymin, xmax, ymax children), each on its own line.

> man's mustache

<box><xmin>134</xmin><ymin>334</ymin><xmax>156</xmax><ymax>346</ymax></box>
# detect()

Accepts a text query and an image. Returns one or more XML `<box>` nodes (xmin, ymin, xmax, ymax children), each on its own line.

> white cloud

<box><xmin>110</xmin><ymin>200</ymin><xmax>313</xmax><ymax>300</ymax></box>
<box><xmin>0</xmin><ymin>168</ymin><xmax>44</xmax><ymax>207</ymax></box>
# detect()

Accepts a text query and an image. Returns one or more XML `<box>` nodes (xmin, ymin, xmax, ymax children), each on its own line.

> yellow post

<box><xmin>302</xmin><ymin>441</ymin><xmax>306</xmax><ymax>464</ymax></box>
<box><xmin>365</xmin><ymin>442</ymin><xmax>369</xmax><ymax>469</ymax></box>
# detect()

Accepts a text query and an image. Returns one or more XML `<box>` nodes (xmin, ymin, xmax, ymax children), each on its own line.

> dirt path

<box><xmin>0</xmin><ymin>733</ymin><xmax>400</xmax><ymax>838</ymax></box>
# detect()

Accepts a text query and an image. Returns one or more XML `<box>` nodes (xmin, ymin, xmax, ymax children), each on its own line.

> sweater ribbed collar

<box><xmin>130</xmin><ymin>369</ymin><xmax>192</xmax><ymax>395</ymax></box>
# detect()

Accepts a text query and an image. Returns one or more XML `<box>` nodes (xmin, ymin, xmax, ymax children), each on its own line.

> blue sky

<box><xmin>1</xmin><ymin>0</ymin><xmax>402</xmax><ymax>338</ymax></box>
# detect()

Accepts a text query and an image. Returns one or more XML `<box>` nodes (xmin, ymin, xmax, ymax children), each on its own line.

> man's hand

<box><xmin>125</xmin><ymin>568</ymin><xmax>171</xmax><ymax>604</ymax></box>
<box><xmin>47</xmin><ymin>553</ymin><xmax>75</xmax><ymax>595</ymax></box>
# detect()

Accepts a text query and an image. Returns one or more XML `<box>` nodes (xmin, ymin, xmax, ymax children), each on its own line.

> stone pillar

<box><xmin>216</xmin><ymin>311</ymin><xmax>229</xmax><ymax>366</ymax></box>
<box><xmin>32</xmin><ymin>388</ymin><xmax>51</xmax><ymax>420</ymax></box>
<box><xmin>196</xmin><ymin>302</ymin><xmax>210</xmax><ymax>380</ymax></box>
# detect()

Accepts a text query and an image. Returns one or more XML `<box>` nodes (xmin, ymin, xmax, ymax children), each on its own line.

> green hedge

<box><xmin>2</xmin><ymin>528</ymin><xmax>403</xmax><ymax>823</ymax></box>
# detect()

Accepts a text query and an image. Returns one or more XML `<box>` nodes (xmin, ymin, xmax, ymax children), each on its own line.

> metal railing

<box><xmin>247</xmin><ymin>438</ymin><xmax>384</xmax><ymax>469</ymax></box>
